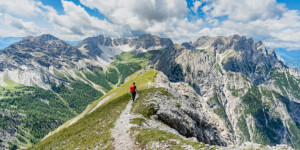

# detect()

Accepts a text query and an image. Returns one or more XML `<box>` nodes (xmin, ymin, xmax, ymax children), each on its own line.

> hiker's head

<box><xmin>133</xmin><ymin>82</ymin><xmax>135</xmax><ymax>85</ymax></box>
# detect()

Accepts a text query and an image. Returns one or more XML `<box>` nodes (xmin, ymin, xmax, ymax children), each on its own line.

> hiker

<box><xmin>130</xmin><ymin>82</ymin><xmax>138</xmax><ymax>101</ymax></box>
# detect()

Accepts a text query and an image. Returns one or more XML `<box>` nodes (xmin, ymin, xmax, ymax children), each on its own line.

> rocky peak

<box><xmin>0</xmin><ymin>34</ymin><xmax>86</xmax><ymax>69</ymax></box>
<box><xmin>180</xmin><ymin>35</ymin><xmax>285</xmax><ymax>85</ymax></box>
<box><xmin>38</xmin><ymin>34</ymin><xmax>59</xmax><ymax>41</ymax></box>
<box><xmin>268</xmin><ymin>48</ymin><xmax>277</xmax><ymax>57</ymax></box>
<box><xmin>76</xmin><ymin>34</ymin><xmax>173</xmax><ymax>61</ymax></box>
<box><xmin>134</xmin><ymin>34</ymin><xmax>173</xmax><ymax>49</ymax></box>
<box><xmin>78</xmin><ymin>35</ymin><xmax>113</xmax><ymax>47</ymax></box>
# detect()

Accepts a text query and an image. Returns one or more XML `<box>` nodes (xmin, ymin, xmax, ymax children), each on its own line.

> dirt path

<box><xmin>112</xmin><ymin>98</ymin><xmax>137</xmax><ymax>150</ymax></box>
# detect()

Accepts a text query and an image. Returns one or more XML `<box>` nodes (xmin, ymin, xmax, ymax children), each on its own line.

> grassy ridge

<box><xmin>29</xmin><ymin>70</ymin><xmax>158</xmax><ymax>150</ymax></box>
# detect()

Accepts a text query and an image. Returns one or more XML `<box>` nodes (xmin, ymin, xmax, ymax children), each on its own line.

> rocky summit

<box><xmin>0</xmin><ymin>34</ymin><xmax>299</xmax><ymax>150</ymax></box>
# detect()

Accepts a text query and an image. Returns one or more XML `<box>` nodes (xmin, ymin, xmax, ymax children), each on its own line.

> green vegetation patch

<box><xmin>83</xmin><ymin>68</ymin><xmax>112</xmax><ymax>92</ymax></box>
<box><xmin>111</xmin><ymin>50</ymin><xmax>161</xmax><ymax>84</ymax></box>
<box><xmin>216</xmin><ymin>63</ymin><xmax>223</xmax><ymax>74</ymax></box>
<box><xmin>3</xmin><ymin>76</ymin><xmax>20</xmax><ymax>89</ymax></box>
<box><xmin>58</xmin><ymin>81</ymin><xmax>103</xmax><ymax>113</ymax></box>
<box><xmin>0</xmin><ymin>85</ymin><xmax>75</xmax><ymax>145</ymax></box>
<box><xmin>186</xmin><ymin>64</ymin><xmax>191</xmax><ymax>73</ymax></box>
<box><xmin>130</xmin><ymin>118</ymin><xmax>147</xmax><ymax>126</ymax></box>
<box><xmin>204</xmin><ymin>48</ymin><xmax>215</xmax><ymax>59</ymax></box>
<box><xmin>237</xmin><ymin>115</ymin><xmax>250</xmax><ymax>142</ymax></box>
<box><xmin>134</xmin><ymin>128</ymin><xmax>215</xmax><ymax>150</ymax></box>
<box><xmin>207</xmin><ymin>91</ymin><xmax>232</xmax><ymax>130</ymax></box>
<box><xmin>105</xmin><ymin>67</ymin><xmax>119</xmax><ymax>85</ymax></box>
<box><xmin>288</xmin><ymin>121</ymin><xmax>300</xmax><ymax>149</ymax></box>
<box><xmin>271</xmin><ymin>70</ymin><xmax>300</xmax><ymax>100</ymax></box>
<box><xmin>29</xmin><ymin>94</ymin><xmax>132</xmax><ymax>150</ymax></box>
<box><xmin>113</xmin><ymin>62</ymin><xmax>142</xmax><ymax>84</ymax></box>
<box><xmin>240</xmin><ymin>86</ymin><xmax>284</xmax><ymax>145</ymax></box>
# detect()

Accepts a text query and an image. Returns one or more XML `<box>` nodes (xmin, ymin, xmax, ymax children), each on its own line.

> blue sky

<box><xmin>0</xmin><ymin>0</ymin><xmax>300</xmax><ymax>50</ymax></box>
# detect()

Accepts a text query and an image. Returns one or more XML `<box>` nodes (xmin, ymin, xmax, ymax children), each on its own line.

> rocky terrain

<box><xmin>0</xmin><ymin>34</ymin><xmax>299</xmax><ymax>149</ymax></box>
<box><xmin>76</xmin><ymin>34</ymin><xmax>173</xmax><ymax>62</ymax></box>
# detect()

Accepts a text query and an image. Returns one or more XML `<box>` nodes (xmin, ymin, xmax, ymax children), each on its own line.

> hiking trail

<box><xmin>112</xmin><ymin>96</ymin><xmax>138</xmax><ymax>150</ymax></box>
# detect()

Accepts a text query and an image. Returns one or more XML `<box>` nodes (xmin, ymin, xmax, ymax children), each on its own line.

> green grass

<box><xmin>113</xmin><ymin>62</ymin><xmax>142</xmax><ymax>83</ymax></box>
<box><xmin>186</xmin><ymin>64</ymin><xmax>191</xmax><ymax>73</ymax></box>
<box><xmin>58</xmin><ymin>81</ymin><xmax>103</xmax><ymax>113</ymax></box>
<box><xmin>3</xmin><ymin>76</ymin><xmax>20</xmax><ymax>89</ymax></box>
<box><xmin>29</xmin><ymin>70</ymin><xmax>159</xmax><ymax>149</ymax></box>
<box><xmin>133</xmin><ymin>128</ymin><xmax>215</xmax><ymax>150</ymax></box>
<box><xmin>0</xmin><ymin>85</ymin><xmax>76</xmax><ymax>146</ymax></box>
<box><xmin>29</xmin><ymin>93</ymin><xmax>132</xmax><ymax>150</ymax></box>
<box><xmin>288</xmin><ymin>121</ymin><xmax>300</xmax><ymax>149</ymax></box>
<box><xmin>237</xmin><ymin>115</ymin><xmax>250</xmax><ymax>143</ymax></box>
<box><xmin>231</xmin><ymin>88</ymin><xmax>244</xmax><ymax>97</ymax></box>
<box><xmin>204</xmin><ymin>48</ymin><xmax>215</xmax><ymax>59</ymax></box>
<box><xmin>271</xmin><ymin>70</ymin><xmax>300</xmax><ymax>100</ymax></box>
<box><xmin>240</xmin><ymin>86</ymin><xmax>284</xmax><ymax>145</ymax></box>
<box><xmin>105</xmin><ymin>67</ymin><xmax>119</xmax><ymax>85</ymax></box>
<box><xmin>175</xmin><ymin>103</ymin><xmax>181</xmax><ymax>108</ymax></box>
<box><xmin>53</xmin><ymin>69</ymin><xmax>68</xmax><ymax>80</ymax></box>
<box><xmin>111</xmin><ymin>50</ymin><xmax>161</xmax><ymax>84</ymax></box>
<box><xmin>207</xmin><ymin>91</ymin><xmax>232</xmax><ymax>130</ymax></box>
<box><xmin>130</xmin><ymin>118</ymin><xmax>147</xmax><ymax>126</ymax></box>
<box><xmin>83</xmin><ymin>68</ymin><xmax>113</xmax><ymax>92</ymax></box>
<box><xmin>216</xmin><ymin>63</ymin><xmax>223</xmax><ymax>74</ymax></box>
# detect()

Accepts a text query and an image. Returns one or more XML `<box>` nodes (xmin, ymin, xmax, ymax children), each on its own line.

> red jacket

<box><xmin>130</xmin><ymin>85</ymin><xmax>136</xmax><ymax>92</ymax></box>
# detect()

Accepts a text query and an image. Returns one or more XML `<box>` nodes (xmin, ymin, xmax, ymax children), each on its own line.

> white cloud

<box><xmin>47</xmin><ymin>0</ymin><xmax>129</xmax><ymax>40</ymax></box>
<box><xmin>205</xmin><ymin>0</ymin><xmax>286</xmax><ymax>22</ymax></box>
<box><xmin>80</xmin><ymin>0</ymin><xmax>188</xmax><ymax>31</ymax></box>
<box><xmin>2</xmin><ymin>14</ymin><xmax>41</xmax><ymax>35</ymax></box>
<box><xmin>0</xmin><ymin>0</ymin><xmax>43</xmax><ymax>17</ymax></box>
<box><xmin>0</xmin><ymin>0</ymin><xmax>299</xmax><ymax>51</ymax></box>
<box><xmin>271</xmin><ymin>29</ymin><xmax>300</xmax><ymax>43</ymax></box>
<box><xmin>192</xmin><ymin>1</ymin><xmax>202</xmax><ymax>14</ymax></box>
<box><xmin>193</xmin><ymin>0</ymin><xmax>300</xmax><ymax>50</ymax></box>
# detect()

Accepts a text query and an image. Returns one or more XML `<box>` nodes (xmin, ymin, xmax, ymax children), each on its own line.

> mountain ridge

<box><xmin>0</xmin><ymin>33</ymin><xmax>300</xmax><ymax>149</ymax></box>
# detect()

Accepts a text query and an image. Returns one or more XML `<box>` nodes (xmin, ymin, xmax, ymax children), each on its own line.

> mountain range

<box><xmin>0</xmin><ymin>34</ymin><xmax>299</xmax><ymax>150</ymax></box>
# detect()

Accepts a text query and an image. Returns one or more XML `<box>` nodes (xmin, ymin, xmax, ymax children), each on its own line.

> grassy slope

<box><xmin>0</xmin><ymin>50</ymin><xmax>160</xmax><ymax>149</ymax></box>
<box><xmin>0</xmin><ymin>81</ymin><xmax>103</xmax><ymax>149</ymax></box>
<box><xmin>111</xmin><ymin>50</ymin><xmax>161</xmax><ymax>84</ymax></box>
<box><xmin>29</xmin><ymin>70</ymin><xmax>158</xmax><ymax>150</ymax></box>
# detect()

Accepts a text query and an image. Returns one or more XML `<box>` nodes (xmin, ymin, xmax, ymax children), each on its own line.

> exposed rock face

<box><xmin>154</xmin><ymin>35</ymin><xmax>300</xmax><ymax>149</ymax></box>
<box><xmin>150</xmin><ymin>72</ymin><xmax>233</xmax><ymax>146</ymax></box>
<box><xmin>76</xmin><ymin>34</ymin><xmax>173</xmax><ymax>62</ymax></box>
<box><xmin>0</xmin><ymin>34</ymin><xmax>88</xmax><ymax>89</ymax></box>
<box><xmin>182</xmin><ymin>35</ymin><xmax>285</xmax><ymax>85</ymax></box>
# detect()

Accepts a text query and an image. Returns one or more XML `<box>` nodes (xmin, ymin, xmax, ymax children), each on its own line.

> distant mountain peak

<box><xmin>38</xmin><ymin>34</ymin><xmax>59</xmax><ymax>41</ymax></box>
<box><xmin>22</xmin><ymin>34</ymin><xmax>60</xmax><ymax>43</ymax></box>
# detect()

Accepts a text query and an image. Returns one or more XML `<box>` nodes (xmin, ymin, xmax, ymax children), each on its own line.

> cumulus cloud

<box><xmin>80</xmin><ymin>0</ymin><xmax>188</xmax><ymax>31</ymax></box>
<box><xmin>192</xmin><ymin>1</ymin><xmax>202</xmax><ymax>14</ymax></box>
<box><xmin>47</xmin><ymin>0</ymin><xmax>129</xmax><ymax>39</ymax></box>
<box><xmin>195</xmin><ymin>0</ymin><xmax>300</xmax><ymax>50</ymax></box>
<box><xmin>0</xmin><ymin>0</ymin><xmax>300</xmax><ymax>50</ymax></box>
<box><xmin>204</xmin><ymin>0</ymin><xmax>286</xmax><ymax>22</ymax></box>
<box><xmin>0</xmin><ymin>0</ymin><xmax>43</xmax><ymax>17</ymax></box>
<box><xmin>2</xmin><ymin>14</ymin><xmax>41</xmax><ymax>35</ymax></box>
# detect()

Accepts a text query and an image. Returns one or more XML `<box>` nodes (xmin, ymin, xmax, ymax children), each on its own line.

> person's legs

<box><xmin>132</xmin><ymin>92</ymin><xmax>136</xmax><ymax>101</ymax></box>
